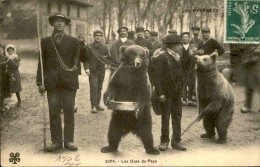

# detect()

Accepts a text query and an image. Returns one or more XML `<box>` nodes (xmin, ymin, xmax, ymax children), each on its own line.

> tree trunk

<box><xmin>106</xmin><ymin>0</ymin><xmax>112</xmax><ymax>44</ymax></box>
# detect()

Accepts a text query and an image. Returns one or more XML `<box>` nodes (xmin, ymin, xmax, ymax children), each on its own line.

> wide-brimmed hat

<box><xmin>164</xmin><ymin>34</ymin><xmax>182</xmax><ymax>44</ymax></box>
<box><xmin>117</xmin><ymin>26</ymin><xmax>128</xmax><ymax>33</ymax></box>
<box><xmin>49</xmin><ymin>12</ymin><xmax>71</xmax><ymax>26</ymax></box>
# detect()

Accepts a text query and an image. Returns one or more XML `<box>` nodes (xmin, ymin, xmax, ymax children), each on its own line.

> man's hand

<box><xmin>85</xmin><ymin>69</ymin><xmax>90</xmax><ymax>75</ymax></box>
<box><xmin>158</xmin><ymin>95</ymin><xmax>166</xmax><ymax>102</ymax></box>
<box><xmin>38</xmin><ymin>85</ymin><xmax>45</xmax><ymax>95</ymax></box>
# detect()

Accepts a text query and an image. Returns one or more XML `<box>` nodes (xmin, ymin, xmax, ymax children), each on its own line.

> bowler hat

<box><xmin>201</xmin><ymin>27</ymin><xmax>210</xmax><ymax>32</ymax></box>
<box><xmin>136</xmin><ymin>27</ymin><xmax>145</xmax><ymax>32</ymax></box>
<box><xmin>117</xmin><ymin>26</ymin><xmax>128</xmax><ymax>33</ymax></box>
<box><xmin>150</xmin><ymin>31</ymin><xmax>158</xmax><ymax>36</ymax></box>
<box><xmin>163</xmin><ymin>34</ymin><xmax>182</xmax><ymax>44</ymax></box>
<box><xmin>191</xmin><ymin>26</ymin><xmax>200</xmax><ymax>30</ymax></box>
<box><xmin>144</xmin><ymin>29</ymin><xmax>150</xmax><ymax>33</ymax></box>
<box><xmin>181</xmin><ymin>32</ymin><xmax>190</xmax><ymax>37</ymax></box>
<box><xmin>168</xmin><ymin>30</ymin><xmax>177</xmax><ymax>34</ymax></box>
<box><xmin>49</xmin><ymin>12</ymin><xmax>71</xmax><ymax>26</ymax></box>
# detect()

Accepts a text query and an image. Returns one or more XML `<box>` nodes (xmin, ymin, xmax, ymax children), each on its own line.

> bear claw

<box><xmin>146</xmin><ymin>147</ymin><xmax>160</xmax><ymax>155</ymax></box>
<box><xmin>101</xmin><ymin>146</ymin><xmax>117</xmax><ymax>153</ymax></box>
<box><xmin>215</xmin><ymin>138</ymin><xmax>227</xmax><ymax>144</ymax></box>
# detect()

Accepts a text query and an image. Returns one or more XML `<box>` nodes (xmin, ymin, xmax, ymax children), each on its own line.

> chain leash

<box><xmin>88</xmin><ymin>45</ymin><xmax>119</xmax><ymax>70</ymax></box>
<box><xmin>51</xmin><ymin>37</ymin><xmax>80</xmax><ymax>72</ymax></box>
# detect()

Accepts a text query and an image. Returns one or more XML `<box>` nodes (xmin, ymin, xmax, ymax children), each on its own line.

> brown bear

<box><xmin>101</xmin><ymin>45</ymin><xmax>160</xmax><ymax>155</ymax></box>
<box><xmin>195</xmin><ymin>52</ymin><xmax>235</xmax><ymax>144</ymax></box>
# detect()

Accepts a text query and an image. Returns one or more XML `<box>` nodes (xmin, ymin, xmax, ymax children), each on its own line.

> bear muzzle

<box><xmin>134</xmin><ymin>57</ymin><xmax>142</xmax><ymax>68</ymax></box>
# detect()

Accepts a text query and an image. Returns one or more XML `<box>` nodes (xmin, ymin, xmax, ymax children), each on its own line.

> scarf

<box><xmin>52</xmin><ymin>30</ymin><xmax>64</xmax><ymax>44</ymax></box>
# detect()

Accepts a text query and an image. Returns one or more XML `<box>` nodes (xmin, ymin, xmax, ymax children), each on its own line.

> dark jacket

<box><xmin>110</xmin><ymin>39</ymin><xmax>134</xmax><ymax>65</ymax></box>
<box><xmin>134</xmin><ymin>37</ymin><xmax>153</xmax><ymax>57</ymax></box>
<box><xmin>36</xmin><ymin>34</ymin><xmax>87</xmax><ymax>90</ymax></box>
<box><xmin>83</xmin><ymin>42</ymin><xmax>110</xmax><ymax>72</ymax></box>
<box><xmin>151</xmin><ymin>40</ymin><xmax>162</xmax><ymax>54</ymax></box>
<box><xmin>150</xmin><ymin>50</ymin><xmax>182</xmax><ymax>97</ymax></box>
<box><xmin>198</xmin><ymin>38</ymin><xmax>225</xmax><ymax>56</ymax></box>
<box><xmin>190</xmin><ymin>37</ymin><xmax>203</xmax><ymax>48</ymax></box>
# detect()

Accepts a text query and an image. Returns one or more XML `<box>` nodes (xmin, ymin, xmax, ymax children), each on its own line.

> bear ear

<box><xmin>120</xmin><ymin>46</ymin><xmax>127</xmax><ymax>54</ymax></box>
<box><xmin>210</xmin><ymin>51</ymin><xmax>218</xmax><ymax>61</ymax></box>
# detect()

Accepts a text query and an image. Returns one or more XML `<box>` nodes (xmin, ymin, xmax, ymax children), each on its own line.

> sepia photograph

<box><xmin>0</xmin><ymin>0</ymin><xmax>260</xmax><ymax>166</ymax></box>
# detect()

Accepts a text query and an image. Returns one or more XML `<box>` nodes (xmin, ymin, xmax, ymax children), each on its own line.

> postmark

<box><xmin>224</xmin><ymin>0</ymin><xmax>260</xmax><ymax>44</ymax></box>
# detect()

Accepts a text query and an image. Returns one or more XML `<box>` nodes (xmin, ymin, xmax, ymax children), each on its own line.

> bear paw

<box><xmin>101</xmin><ymin>146</ymin><xmax>117</xmax><ymax>153</ymax></box>
<box><xmin>146</xmin><ymin>147</ymin><xmax>160</xmax><ymax>155</ymax></box>
<box><xmin>200</xmin><ymin>133</ymin><xmax>215</xmax><ymax>138</ymax></box>
<box><xmin>215</xmin><ymin>138</ymin><xmax>227</xmax><ymax>144</ymax></box>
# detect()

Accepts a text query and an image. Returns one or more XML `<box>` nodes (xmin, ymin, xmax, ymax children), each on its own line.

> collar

<box><xmin>203</xmin><ymin>38</ymin><xmax>211</xmax><ymax>44</ymax></box>
<box><xmin>196</xmin><ymin>68</ymin><xmax>218</xmax><ymax>81</ymax></box>
<box><xmin>166</xmin><ymin>48</ymin><xmax>180</xmax><ymax>62</ymax></box>
<box><xmin>52</xmin><ymin>31</ymin><xmax>65</xmax><ymax>43</ymax></box>
<box><xmin>183</xmin><ymin>43</ymin><xmax>189</xmax><ymax>50</ymax></box>
<box><xmin>120</xmin><ymin>37</ymin><xmax>127</xmax><ymax>43</ymax></box>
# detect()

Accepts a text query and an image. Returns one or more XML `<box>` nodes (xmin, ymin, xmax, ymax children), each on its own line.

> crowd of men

<box><xmin>34</xmin><ymin>12</ymin><xmax>230</xmax><ymax>152</ymax></box>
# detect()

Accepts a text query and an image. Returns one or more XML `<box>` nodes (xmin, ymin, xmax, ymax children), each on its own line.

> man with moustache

<box><xmin>110</xmin><ymin>26</ymin><xmax>134</xmax><ymax>75</ymax></box>
<box><xmin>84</xmin><ymin>30</ymin><xmax>110</xmax><ymax>113</ymax></box>
<box><xmin>134</xmin><ymin>27</ymin><xmax>153</xmax><ymax>57</ymax></box>
<box><xmin>150</xmin><ymin>31</ymin><xmax>162</xmax><ymax>54</ymax></box>
<box><xmin>190</xmin><ymin>26</ymin><xmax>203</xmax><ymax>48</ymax></box>
<box><xmin>197</xmin><ymin>27</ymin><xmax>225</xmax><ymax>56</ymax></box>
<box><xmin>36</xmin><ymin>13</ymin><xmax>87</xmax><ymax>152</ymax></box>
<box><xmin>144</xmin><ymin>29</ymin><xmax>151</xmax><ymax>41</ymax></box>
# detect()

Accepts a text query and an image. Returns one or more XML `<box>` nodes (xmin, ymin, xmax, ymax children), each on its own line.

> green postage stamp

<box><xmin>224</xmin><ymin>0</ymin><xmax>260</xmax><ymax>43</ymax></box>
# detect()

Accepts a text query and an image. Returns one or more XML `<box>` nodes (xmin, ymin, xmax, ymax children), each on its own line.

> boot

<box><xmin>172</xmin><ymin>142</ymin><xmax>186</xmax><ymax>151</ymax></box>
<box><xmin>64</xmin><ymin>142</ymin><xmax>78</xmax><ymax>151</ymax></box>
<box><xmin>91</xmin><ymin>107</ymin><xmax>98</xmax><ymax>113</ymax></box>
<box><xmin>201</xmin><ymin>133</ymin><xmax>215</xmax><ymax>138</ymax></box>
<box><xmin>96</xmin><ymin>106</ymin><xmax>104</xmax><ymax>111</ymax></box>
<box><xmin>45</xmin><ymin>143</ymin><xmax>63</xmax><ymax>152</ymax></box>
<box><xmin>240</xmin><ymin>107</ymin><xmax>252</xmax><ymax>113</ymax></box>
<box><xmin>158</xmin><ymin>142</ymin><xmax>168</xmax><ymax>151</ymax></box>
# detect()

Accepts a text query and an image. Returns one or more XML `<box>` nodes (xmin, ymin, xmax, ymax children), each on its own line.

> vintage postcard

<box><xmin>0</xmin><ymin>0</ymin><xmax>260</xmax><ymax>166</ymax></box>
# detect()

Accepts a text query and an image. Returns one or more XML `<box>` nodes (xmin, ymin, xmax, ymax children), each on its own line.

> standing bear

<box><xmin>101</xmin><ymin>45</ymin><xmax>160</xmax><ymax>155</ymax></box>
<box><xmin>196</xmin><ymin>52</ymin><xmax>235</xmax><ymax>144</ymax></box>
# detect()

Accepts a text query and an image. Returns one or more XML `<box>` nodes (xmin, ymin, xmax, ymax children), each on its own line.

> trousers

<box><xmin>89</xmin><ymin>70</ymin><xmax>105</xmax><ymax>107</ymax></box>
<box><xmin>47</xmin><ymin>87</ymin><xmax>76</xmax><ymax>144</ymax></box>
<box><xmin>160</xmin><ymin>94</ymin><xmax>182</xmax><ymax>144</ymax></box>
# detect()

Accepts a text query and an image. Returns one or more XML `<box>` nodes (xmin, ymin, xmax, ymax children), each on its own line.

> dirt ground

<box><xmin>1</xmin><ymin>56</ymin><xmax>260</xmax><ymax>166</ymax></box>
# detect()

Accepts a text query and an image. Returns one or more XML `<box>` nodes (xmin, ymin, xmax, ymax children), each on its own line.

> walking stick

<box><xmin>36</xmin><ymin>2</ymin><xmax>46</xmax><ymax>152</ymax></box>
<box><xmin>181</xmin><ymin>112</ymin><xmax>203</xmax><ymax>136</ymax></box>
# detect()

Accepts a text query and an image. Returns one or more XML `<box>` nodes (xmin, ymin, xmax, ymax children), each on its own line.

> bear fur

<box><xmin>196</xmin><ymin>52</ymin><xmax>235</xmax><ymax>144</ymax></box>
<box><xmin>101</xmin><ymin>45</ymin><xmax>159</xmax><ymax>155</ymax></box>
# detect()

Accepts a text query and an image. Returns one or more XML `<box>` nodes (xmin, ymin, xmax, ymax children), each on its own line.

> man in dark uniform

<box><xmin>150</xmin><ymin>31</ymin><xmax>162</xmax><ymax>54</ymax></box>
<box><xmin>134</xmin><ymin>27</ymin><xmax>153</xmax><ymax>57</ymax></box>
<box><xmin>37</xmin><ymin>13</ymin><xmax>87</xmax><ymax>152</ymax></box>
<box><xmin>110</xmin><ymin>26</ymin><xmax>134</xmax><ymax>75</ymax></box>
<box><xmin>152</xmin><ymin>34</ymin><xmax>186</xmax><ymax>151</ymax></box>
<box><xmin>181</xmin><ymin>32</ymin><xmax>196</xmax><ymax>106</ymax></box>
<box><xmin>84</xmin><ymin>30</ymin><xmax>110</xmax><ymax>113</ymax></box>
<box><xmin>144</xmin><ymin>29</ymin><xmax>151</xmax><ymax>41</ymax></box>
<box><xmin>190</xmin><ymin>26</ymin><xmax>203</xmax><ymax>48</ymax></box>
<box><xmin>197</xmin><ymin>27</ymin><xmax>225</xmax><ymax>56</ymax></box>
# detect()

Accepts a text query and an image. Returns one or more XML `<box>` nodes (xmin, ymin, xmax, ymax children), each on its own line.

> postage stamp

<box><xmin>224</xmin><ymin>0</ymin><xmax>260</xmax><ymax>44</ymax></box>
